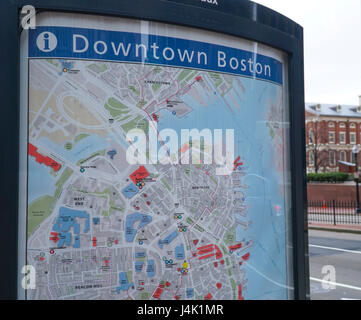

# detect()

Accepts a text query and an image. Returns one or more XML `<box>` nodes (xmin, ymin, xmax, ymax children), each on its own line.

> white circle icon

<box><xmin>36</xmin><ymin>32</ymin><xmax>57</xmax><ymax>52</ymax></box>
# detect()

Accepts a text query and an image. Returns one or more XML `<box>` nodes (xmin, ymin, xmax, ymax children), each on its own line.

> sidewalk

<box><xmin>308</xmin><ymin>222</ymin><xmax>361</xmax><ymax>234</ymax></box>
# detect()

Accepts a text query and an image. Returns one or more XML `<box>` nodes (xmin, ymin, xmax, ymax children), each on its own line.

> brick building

<box><xmin>305</xmin><ymin>97</ymin><xmax>361</xmax><ymax>173</ymax></box>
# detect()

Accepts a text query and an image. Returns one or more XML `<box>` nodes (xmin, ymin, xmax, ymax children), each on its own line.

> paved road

<box><xmin>309</xmin><ymin>230</ymin><xmax>361</xmax><ymax>300</ymax></box>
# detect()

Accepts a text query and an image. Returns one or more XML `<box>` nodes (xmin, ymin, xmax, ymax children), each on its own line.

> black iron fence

<box><xmin>308</xmin><ymin>200</ymin><xmax>361</xmax><ymax>225</ymax></box>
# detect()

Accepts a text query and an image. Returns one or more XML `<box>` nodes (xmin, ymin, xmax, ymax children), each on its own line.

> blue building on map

<box><xmin>53</xmin><ymin>207</ymin><xmax>90</xmax><ymax>248</ymax></box>
<box><xmin>125</xmin><ymin>213</ymin><xmax>152</xmax><ymax>243</ymax></box>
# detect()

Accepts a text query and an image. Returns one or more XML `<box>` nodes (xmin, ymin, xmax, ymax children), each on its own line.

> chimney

<box><xmin>359</xmin><ymin>95</ymin><xmax>361</xmax><ymax>107</ymax></box>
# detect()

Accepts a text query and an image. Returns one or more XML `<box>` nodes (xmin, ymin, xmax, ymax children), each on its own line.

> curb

<box><xmin>308</xmin><ymin>226</ymin><xmax>361</xmax><ymax>235</ymax></box>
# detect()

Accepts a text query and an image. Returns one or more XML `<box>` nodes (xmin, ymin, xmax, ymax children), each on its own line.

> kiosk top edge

<box><xmin>15</xmin><ymin>0</ymin><xmax>303</xmax><ymax>40</ymax></box>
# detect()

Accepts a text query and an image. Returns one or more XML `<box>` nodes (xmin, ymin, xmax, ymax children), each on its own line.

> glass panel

<box><xmin>19</xmin><ymin>12</ymin><xmax>292</xmax><ymax>300</ymax></box>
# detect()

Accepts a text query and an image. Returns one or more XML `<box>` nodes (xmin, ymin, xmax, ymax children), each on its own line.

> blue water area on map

<box><xmin>53</xmin><ymin>207</ymin><xmax>90</xmax><ymax>248</ymax></box>
<box><xmin>146</xmin><ymin>260</ymin><xmax>155</xmax><ymax>278</ymax></box>
<box><xmin>158</xmin><ymin>230</ymin><xmax>178</xmax><ymax>249</ymax></box>
<box><xmin>122</xmin><ymin>183</ymin><xmax>139</xmax><ymax>199</ymax></box>
<box><xmin>135</xmin><ymin>261</ymin><xmax>144</xmax><ymax>273</ymax></box>
<box><xmin>158</xmin><ymin>76</ymin><xmax>288</xmax><ymax>299</ymax></box>
<box><xmin>175</xmin><ymin>243</ymin><xmax>185</xmax><ymax>260</ymax></box>
<box><xmin>109</xmin><ymin>132</ymin><xmax>130</xmax><ymax>150</ymax></box>
<box><xmin>38</xmin><ymin>134</ymin><xmax>110</xmax><ymax>165</ymax></box>
<box><xmin>186</xmin><ymin>288</ymin><xmax>194</xmax><ymax>299</ymax></box>
<box><xmin>125</xmin><ymin>213</ymin><xmax>152</xmax><ymax>243</ymax></box>
<box><xmin>116</xmin><ymin>272</ymin><xmax>134</xmax><ymax>293</ymax></box>
<box><xmin>93</xmin><ymin>217</ymin><xmax>100</xmax><ymax>225</ymax></box>
<box><xmin>28</xmin><ymin>156</ymin><xmax>58</xmax><ymax>204</ymax></box>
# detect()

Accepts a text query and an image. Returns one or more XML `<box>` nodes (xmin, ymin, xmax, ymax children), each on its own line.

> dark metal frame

<box><xmin>0</xmin><ymin>0</ymin><xmax>309</xmax><ymax>300</ymax></box>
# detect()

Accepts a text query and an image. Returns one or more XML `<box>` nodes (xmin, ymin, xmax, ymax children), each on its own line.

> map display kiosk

<box><xmin>0</xmin><ymin>0</ymin><xmax>309</xmax><ymax>300</ymax></box>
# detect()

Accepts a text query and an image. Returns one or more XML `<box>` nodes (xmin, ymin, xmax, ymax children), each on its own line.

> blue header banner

<box><xmin>29</xmin><ymin>26</ymin><xmax>283</xmax><ymax>85</ymax></box>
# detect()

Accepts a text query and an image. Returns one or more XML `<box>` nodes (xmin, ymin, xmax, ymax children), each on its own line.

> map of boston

<box><xmin>24</xmin><ymin>22</ymin><xmax>290</xmax><ymax>300</ymax></box>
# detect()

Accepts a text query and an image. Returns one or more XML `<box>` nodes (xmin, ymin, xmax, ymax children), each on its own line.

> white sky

<box><xmin>253</xmin><ymin>0</ymin><xmax>361</xmax><ymax>105</ymax></box>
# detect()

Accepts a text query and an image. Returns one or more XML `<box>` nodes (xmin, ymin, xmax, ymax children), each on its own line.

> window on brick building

<box><xmin>309</xmin><ymin>152</ymin><xmax>314</xmax><ymax>165</ymax></box>
<box><xmin>340</xmin><ymin>132</ymin><xmax>346</xmax><ymax>144</ymax></box>
<box><xmin>350</xmin><ymin>123</ymin><xmax>356</xmax><ymax>129</ymax></box>
<box><xmin>329</xmin><ymin>151</ymin><xmax>335</xmax><ymax>166</ymax></box>
<box><xmin>328</xmin><ymin>122</ymin><xmax>334</xmax><ymax>128</ymax></box>
<box><xmin>340</xmin><ymin>123</ymin><xmax>346</xmax><ymax>128</ymax></box>
<box><xmin>340</xmin><ymin>151</ymin><xmax>346</xmax><ymax>162</ymax></box>
<box><xmin>350</xmin><ymin>132</ymin><xmax>356</xmax><ymax>144</ymax></box>
<box><xmin>329</xmin><ymin>132</ymin><xmax>335</xmax><ymax>144</ymax></box>
<box><xmin>308</xmin><ymin>130</ymin><xmax>314</xmax><ymax>144</ymax></box>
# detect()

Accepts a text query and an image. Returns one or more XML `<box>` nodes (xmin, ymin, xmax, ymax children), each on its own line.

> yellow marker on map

<box><xmin>183</xmin><ymin>262</ymin><xmax>188</xmax><ymax>269</ymax></box>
